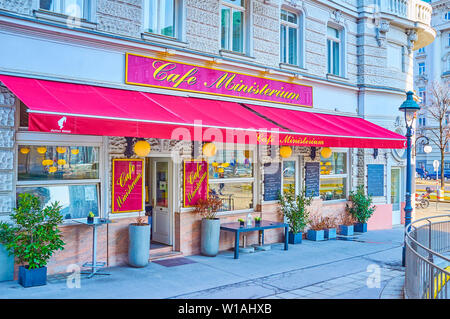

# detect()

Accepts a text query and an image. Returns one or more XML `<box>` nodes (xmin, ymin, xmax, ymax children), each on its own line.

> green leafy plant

<box><xmin>0</xmin><ymin>193</ymin><xmax>65</xmax><ymax>269</ymax></box>
<box><xmin>254</xmin><ymin>217</ymin><xmax>261</xmax><ymax>222</ymax></box>
<box><xmin>346</xmin><ymin>185</ymin><xmax>376</xmax><ymax>224</ymax></box>
<box><xmin>278</xmin><ymin>185</ymin><xmax>313</xmax><ymax>234</ymax></box>
<box><xmin>88</xmin><ymin>211</ymin><xmax>95</xmax><ymax>218</ymax></box>
<box><xmin>237</xmin><ymin>218</ymin><xmax>245</xmax><ymax>223</ymax></box>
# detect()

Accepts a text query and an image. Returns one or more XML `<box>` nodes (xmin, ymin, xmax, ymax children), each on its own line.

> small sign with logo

<box><xmin>112</xmin><ymin>159</ymin><xmax>144</xmax><ymax>213</ymax></box>
<box><xmin>183</xmin><ymin>160</ymin><xmax>208</xmax><ymax>207</ymax></box>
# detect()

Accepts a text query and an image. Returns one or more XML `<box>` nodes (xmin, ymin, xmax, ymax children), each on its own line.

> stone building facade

<box><xmin>0</xmin><ymin>0</ymin><xmax>435</xmax><ymax>276</ymax></box>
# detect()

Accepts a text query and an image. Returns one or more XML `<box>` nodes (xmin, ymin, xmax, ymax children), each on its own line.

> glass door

<box><xmin>391</xmin><ymin>168</ymin><xmax>401</xmax><ymax>225</ymax></box>
<box><xmin>152</xmin><ymin>159</ymin><xmax>172</xmax><ymax>245</ymax></box>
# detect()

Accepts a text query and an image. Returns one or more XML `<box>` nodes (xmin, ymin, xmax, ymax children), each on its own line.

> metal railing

<box><xmin>404</xmin><ymin>215</ymin><xmax>450</xmax><ymax>299</ymax></box>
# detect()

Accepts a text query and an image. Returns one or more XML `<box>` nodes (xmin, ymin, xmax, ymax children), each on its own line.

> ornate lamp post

<box><xmin>399</xmin><ymin>91</ymin><xmax>421</xmax><ymax>267</ymax></box>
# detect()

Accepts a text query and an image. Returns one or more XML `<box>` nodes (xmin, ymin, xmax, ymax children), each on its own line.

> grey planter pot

<box><xmin>0</xmin><ymin>244</ymin><xmax>14</xmax><ymax>282</ymax></box>
<box><xmin>128</xmin><ymin>223</ymin><xmax>151</xmax><ymax>267</ymax></box>
<box><xmin>201</xmin><ymin>218</ymin><xmax>221</xmax><ymax>257</ymax></box>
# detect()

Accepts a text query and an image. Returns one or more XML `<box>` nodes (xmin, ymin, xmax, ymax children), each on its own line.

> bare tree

<box><xmin>423</xmin><ymin>81</ymin><xmax>450</xmax><ymax>189</ymax></box>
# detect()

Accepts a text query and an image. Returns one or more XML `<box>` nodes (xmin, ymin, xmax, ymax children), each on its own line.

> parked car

<box><xmin>426</xmin><ymin>171</ymin><xmax>450</xmax><ymax>180</ymax></box>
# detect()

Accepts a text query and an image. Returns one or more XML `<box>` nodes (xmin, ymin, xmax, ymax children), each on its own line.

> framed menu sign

<box><xmin>183</xmin><ymin>160</ymin><xmax>208</xmax><ymax>207</ymax></box>
<box><xmin>112</xmin><ymin>159</ymin><xmax>144</xmax><ymax>213</ymax></box>
<box><xmin>304</xmin><ymin>162</ymin><xmax>320</xmax><ymax>197</ymax></box>
<box><xmin>367</xmin><ymin>164</ymin><xmax>384</xmax><ymax>197</ymax></box>
<box><xmin>263</xmin><ymin>162</ymin><xmax>282</xmax><ymax>201</ymax></box>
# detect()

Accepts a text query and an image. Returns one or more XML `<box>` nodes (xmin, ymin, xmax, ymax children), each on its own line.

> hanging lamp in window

<box><xmin>134</xmin><ymin>140</ymin><xmax>151</xmax><ymax>157</ymax></box>
<box><xmin>202</xmin><ymin>142</ymin><xmax>217</xmax><ymax>157</ymax></box>
<box><xmin>320</xmin><ymin>147</ymin><xmax>332</xmax><ymax>159</ymax></box>
<box><xmin>280</xmin><ymin>146</ymin><xmax>292</xmax><ymax>158</ymax></box>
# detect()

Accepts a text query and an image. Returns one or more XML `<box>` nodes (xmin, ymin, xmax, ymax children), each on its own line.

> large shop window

<box><xmin>144</xmin><ymin>0</ymin><xmax>176</xmax><ymax>37</ymax></box>
<box><xmin>282</xmin><ymin>160</ymin><xmax>296</xmax><ymax>195</ymax></box>
<box><xmin>221</xmin><ymin>0</ymin><xmax>245</xmax><ymax>53</ymax></box>
<box><xmin>208</xmin><ymin>149</ymin><xmax>254</xmax><ymax>212</ymax></box>
<box><xmin>39</xmin><ymin>0</ymin><xmax>92</xmax><ymax>20</ymax></box>
<box><xmin>319</xmin><ymin>151</ymin><xmax>348</xmax><ymax>201</ymax></box>
<box><xmin>16</xmin><ymin>145</ymin><xmax>100</xmax><ymax>220</ymax></box>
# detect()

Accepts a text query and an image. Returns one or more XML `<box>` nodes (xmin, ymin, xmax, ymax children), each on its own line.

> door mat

<box><xmin>153</xmin><ymin>257</ymin><xmax>197</xmax><ymax>267</ymax></box>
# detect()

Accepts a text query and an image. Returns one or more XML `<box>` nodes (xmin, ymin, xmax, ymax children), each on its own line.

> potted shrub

<box><xmin>254</xmin><ymin>216</ymin><xmax>261</xmax><ymax>227</ymax></box>
<box><xmin>346</xmin><ymin>185</ymin><xmax>376</xmax><ymax>233</ymax></box>
<box><xmin>193</xmin><ymin>196</ymin><xmax>223</xmax><ymax>257</ymax></box>
<box><xmin>87</xmin><ymin>211</ymin><xmax>95</xmax><ymax>224</ymax></box>
<box><xmin>0</xmin><ymin>193</ymin><xmax>65</xmax><ymax>287</ymax></box>
<box><xmin>128</xmin><ymin>212</ymin><xmax>151</xmax><ymax>267</ymax></box>
<box><xmin>338</xmin><ymin>212</ymin><xmax>355</xmax><ymax>236</ymax></box>
<box><xmin>238</xmin><ymin>218</ymin><xmax>245</xmax><ymax>227</ymax></box>
<box><xmin>323</xmin><ymin>216</ymin><xmax>337</xmax><ymax>240</ymax></box>
<box><xmin>278</xmin><ymin>186</ymin><xmax>313</xmax><ymax>244</ymax></box>
<box><xmin>307</xmin><ymin>214</ymin><xmax>326</xmax><ymax>241</ymax></box>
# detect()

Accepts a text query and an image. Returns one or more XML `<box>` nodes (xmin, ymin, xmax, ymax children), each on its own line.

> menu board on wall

<box><xmin>112</xmin><ymin>159</ymin><xmax>144</xmax><ymax>213</ymax></box>
<box><xmin>263</xmin><ymin>162</ymin><xmax>282</xmax><ymax>201</ymax></box>
<box><xmin>367</xmin><ymin>164</ymin><xmax>384</xmax><ymax>196</ymax></box>
<box><xmin>305</xmin><ymin>162</ymin><xmax>320</xmax><ymax>197</ymax></box>
<box><xmin>183</xmin><ymin>160</ymin><xmax>208</xmax><ymax>207</ymax></box>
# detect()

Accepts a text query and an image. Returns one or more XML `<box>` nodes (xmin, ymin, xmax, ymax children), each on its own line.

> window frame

<box><xmin>280</xmin><ymin>9</ymin><xmax>301</xmax><ymax>67</ymax></box>
<box><xmin>220</xmin><ymin>0</ymin><xmax>246</xmax><ymax>54</ymax></box>
<box><xmin>418</xmin><ymin>62</ymin><xmax>426</xmax><ymax>76</ymax></box>
<box><xmin>281</xmin><ymin>157</ymin><xmax>299</xmax><ymax>196</ymax></box>
<box><xmin>143</xmin><ymin>0</ymin><xmax>177</xmax><ymax>38</ymax></box>
<box><xmin>15</xmin><ymin>132</ymin><xmax>106</xmax><ymax>224</ymax></box>
<box><xmin>327</xmin><ymin>25</ymin><xmax>342</xmax><ymax>77</ymax></box>
<box><xmin>319</xmin><ymin>149</ymin><xmax>349</xmax><ymax>203</ymax></box>
<box><xmin>207</xmin><ymin>144</ymin><xmax>256</xmax><ymax>215</ymax></box>
<box><xmin>37</xmin><ymin>0</ymin><xmax>93</xmax><ymax>21</ymax></box>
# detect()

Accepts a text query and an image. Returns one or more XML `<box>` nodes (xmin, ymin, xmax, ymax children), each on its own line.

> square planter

<box><xmin>0</xmin><ymin>244</ymin><xmax>14</xmax><ymax>282</ymax></box>
<box><xmin>324</xmin><ymin>228</ymin><xmax>337</xmax><ymax>239</ymax></box>
<box><xmin>288</xmin><ymin>231</ymin><xmax>302</xmax><ymax>244</ymax></box>
<box><xmin>307</xmin><ymin>229</ymin><xmax>325</xmax><ymax>241</ymax></box>
<box><xmin>18</xmin><ymin>266</ymin><xmax>47</xmax><ymax>288</ymax></box>
<box><xmin>338</xmin><ymin>225</ymin><xmax>354</xmax><ymax>236</ymax></box>
<box><xmin>354</xmin><ymin>223</ymin><xmax>367</xmax><ymax>233</ymax></box>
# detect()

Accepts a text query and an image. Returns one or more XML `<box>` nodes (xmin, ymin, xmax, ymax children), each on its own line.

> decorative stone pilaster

<box><xmin>0</xmin><ymin>84</ymin><xmax>15</xmax><ymax>216</ymax></box>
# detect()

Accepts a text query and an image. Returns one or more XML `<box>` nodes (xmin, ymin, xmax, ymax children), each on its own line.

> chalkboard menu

<box><xmin>367</xmin><ymin>164</ymin><xmax>384</xmax><ymax>196</ymax></box>
<box><xmin>263</xmin><ymin>162</ymin><xmax>282</xmax><ymax>201</ymax></box>
<box><xmin>305</xmin><ymin>162</ymin><xmax>320</xmax><ymax>197</ymax></box>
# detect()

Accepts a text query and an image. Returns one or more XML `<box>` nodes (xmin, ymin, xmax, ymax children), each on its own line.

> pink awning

<box><xmin>0</xmin><ymin>75</ymin><xmax>406</xmax><ymax>148</ymax></box>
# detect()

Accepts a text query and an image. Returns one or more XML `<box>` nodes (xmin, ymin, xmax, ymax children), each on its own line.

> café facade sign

<box><xmin>125</xmin><ymin>53</ymin><xmax>313</xmax><ymax>108</ymax></box>
<box><xmin>112</xmin><ymin>158</ymin><xmax>144</xmax><ymax>213</ymax></box>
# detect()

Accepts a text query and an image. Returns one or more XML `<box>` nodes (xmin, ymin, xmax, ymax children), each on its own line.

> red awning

<box><xmin>0</xmin><ymin>75</ymin><xmax>405</xmax><ymax>149</ymax></box>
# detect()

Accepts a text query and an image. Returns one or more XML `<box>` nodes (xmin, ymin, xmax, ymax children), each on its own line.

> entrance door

<box><xmin>152</xmin><ymin>159</ymin><xmax>172</xmax><ymax>245</ymax></box>
<box><xmin>391</xmin><ymin>168</ymin><xmax>401</xmax><ymax>225</ymax></box>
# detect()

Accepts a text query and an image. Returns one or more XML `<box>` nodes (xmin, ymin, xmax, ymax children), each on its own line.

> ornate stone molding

<box><xmin>375</xmin><ymin>19</ymin><xmax>390</xmax><ymax>47</ymax></box>
<box><xmin>406</xmin><ymin>29</ymin><xmax>418</xmax><ymax>54</ymax></box>
<box><xmin>331</xmin><ymin>9</ymin><xmax>344</xmax><ymax>24</ymax></box>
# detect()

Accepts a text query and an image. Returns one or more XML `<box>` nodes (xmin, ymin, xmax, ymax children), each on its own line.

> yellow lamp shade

<box><xmin>20</xmin><ymin>147</ymin><xmax>30</xmax><ymax>154</ymax></box>
<box><xmin>321</xmin><ymin>147</ymin><xmax>332</xmax><ymax>159</ymax></box>
<box><xmin>280</xmin><ymin>146</ymin><xmax>292</xmax><ymax>158</ymax></box>
<box><xmin>57</xmin><ymin>159</ymin><xmax>66</xmax><ymax>166</ymax></box>
<box><xmin>202</xmin><ymin>142</ymin><xmax>217</xmax><ymax>157</ymax></box>
<box><xmin>42</xmin><ymin>159</ymin><xmax>53</xmax><ymax>166</ymax></box>
<box><xmin>56</xmin><ymin>147</ymin><xmax>66</xmax><ymax>154</ymax></box>
<box><xmin>133</xmin><ymin>140</ymin><xmax>151</xmax><ymax>157</ymax></box>
<box><xmin>37</xmin><ymin>147</ymin><xmax>47</xmax><ymax>154</ymax></box>
<box><xmin>48</xmin><ymin>167</ymin><xmax>57</xmax><ymax>173</ymax></box>
<box><xmin>71</xmin><ymin>149</ymin><xmax>79</xmax><ymax>155</ymax></box>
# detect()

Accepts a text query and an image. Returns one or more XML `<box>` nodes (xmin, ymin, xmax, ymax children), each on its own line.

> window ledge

<box><xmin>219</xmin><ymin>49</ymin><xmax>255</xmax><ymax>62</ymax></box>
<box><xmin>321</xmin><ymin>199</ymin><xmax>348</xmax><ymax>205</ymax></box>
<box><xmin>326</xmin><ymin>73</ymin><xmax>349</xmax><ymax>82</ymax></box>
<box><xmin>279</xmin><ymin>63</ymin><xmax>305</xmax><ymax>73</ymax></box>
<box><xmin>141</xmin><ymin>32</ymin><xmax>188</xmax><ymax>48</ymax></box>
<box><xmin>33</xmin><ymin>9</ymin><xmax>97</xmax><ymax>30</ymax></box>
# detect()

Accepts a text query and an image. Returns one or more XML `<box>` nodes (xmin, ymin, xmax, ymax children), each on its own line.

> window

<box><xmin>280</xmin><ymin>9</ymin><xmax>300</xmax><ymax>66</ymax></box>
<box><xmin>39</xmin><ymin>0</ymin><xmax>91</xmax><ymax>20</ymax></box>
<box><xmin>208</xmin><ymin>148</ymin><xmax>254</xmax><ymax>212</ymax></box>
<box><xmin>16</xmin><ymin>144</ymin><xmax>101</xmax><ymax>220</ymax></box>
<box><xmin>448</xmin><ymin>33</ymin><xmax>450</xmax><ymax>47</ymax></box>
<box><xmin>319</xmin><ymin>151</ymin><xmax>348</xmax><ymax>201</ymax></box>
<box><xmin>418</xmin><ymin>87</ymin><xmax>426</xmax><ymax>105</ymax></box>
<box><xmin>221</xmin><ymin>0</ymin><xmax>245</xmax><ymax>53</ymax></box>
<box><xmin>418</xmin><ymin>115</ymin><xmax>426</xmax><ymax>127</ymax></box>
<box><xmin>418</xmin><ymin>62</ymin><xmax>426</xmax><ymax>76</ymax></box>
<box><xmin>327</xmin><ymin>26</ymin><xmax>341</xmax><ymax>76</ymax></box>
<box><xmin>144</xmin><ymin>0</ymin><xmax>176</xmax><ymax>37</ymax></box>
<box><xmin>418</xmin><ymin>47</ymin><xmax>425</xmax><ymax>54</ymax></box>
<box><xmin>282</xmin><ymin>160</ymin><xmax>296</xmax><ymax>195</ymax></box>
<box><xmin>445</xmin><ymin>12</ymin><xmax>450</xmax><ymax>21</ymax></box>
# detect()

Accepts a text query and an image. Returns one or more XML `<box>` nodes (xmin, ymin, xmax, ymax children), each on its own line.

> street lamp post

<box><xmin>399</xmin><ymin>91</ymin><xmax>421</xmax><ymax>267</ymax></box>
